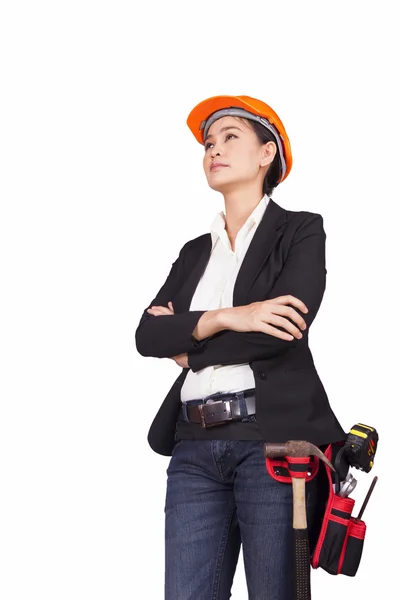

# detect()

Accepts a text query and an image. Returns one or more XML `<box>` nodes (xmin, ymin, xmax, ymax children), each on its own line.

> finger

<box><xmin>148</xmin><ymin>305</ymin><xmax>170</xmax><ymax>311</ymax></box>
<box><xmin>266</xmin><ymin>315</ymin><xmax>303</xmax><ymax>339</ymax></box>
<box><xmin>267</xmin><ymin>295</ymin><xmax>308</xmax><ymax>314</ymax></box>
<box><xmin>173</xmin><ymin>353</ymin><xmax>188</xmax><ymax>367</ymax></box>
<box><xmin>270</xmin><ymin>304</ymin><xmax>307</xmax><ymax>330</ymax></box>
<box><xmin>147</xmin><ymin>310</ymin><xmax>168</xmax><ymax>317</ymax></box>
<box><xmin>256</xmin><ymin>322</ymin><xmax>295</xmax><ymax>341</ymax></box>
<box><xmin>147</xmin><ymin>306</ymin><xmax>173</xmax><ymax>315</ymax></box>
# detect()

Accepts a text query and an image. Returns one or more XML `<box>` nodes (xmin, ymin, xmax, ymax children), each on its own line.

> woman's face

<box><xmin>202</xmin><ymin>115</ymin><xmax>276</xmax><ymax>193</ymax></box>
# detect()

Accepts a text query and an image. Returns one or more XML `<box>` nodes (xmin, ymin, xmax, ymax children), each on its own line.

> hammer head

<box><xmin>263</xmin><ymin>440</ymin><xmax>335</xmax><ymax>472</ymax></box>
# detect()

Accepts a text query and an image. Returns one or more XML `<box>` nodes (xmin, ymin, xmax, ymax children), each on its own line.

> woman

<box><xmin>135</xmin><ymin>95</ymin><xmax>346</xmax><ymax>600</ymax></box>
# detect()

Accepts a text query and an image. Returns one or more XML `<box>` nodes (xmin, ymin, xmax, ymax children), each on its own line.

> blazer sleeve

<box><xmin>187</xmin><ymin>214</ymin><xmax>327</xmax><ymax>372</ymax></box>
<box><xmin>135</xmin><ymin>242</ymin><xmax>208</xmax><ymax>358</ymax></box>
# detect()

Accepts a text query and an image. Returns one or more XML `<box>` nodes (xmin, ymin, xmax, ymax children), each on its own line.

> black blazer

<box><xmin>135</xmin><ymin>199</ymin><xmax>346</xmax><ymax>456</ymax></box>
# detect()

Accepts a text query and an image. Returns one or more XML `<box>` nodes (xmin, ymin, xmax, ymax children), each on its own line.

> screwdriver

<box><xmin>357</xmin><ymin>476</ymin><xmax>378</xmax><ymax>520</ymax></box>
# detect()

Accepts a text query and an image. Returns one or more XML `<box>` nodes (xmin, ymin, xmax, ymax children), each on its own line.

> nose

<box><xmin>210</xmin><ymin>142</ymin><xmax>222</xmax><ymax>158</ymax></box>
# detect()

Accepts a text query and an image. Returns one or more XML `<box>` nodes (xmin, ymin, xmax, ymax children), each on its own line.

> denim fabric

<box><xmin>165</xmin><ymin>440</ymin><xmax>324</xmax><ymax>600</ymax></box>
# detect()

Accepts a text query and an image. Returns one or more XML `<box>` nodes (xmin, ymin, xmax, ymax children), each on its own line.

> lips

<box><xmin>210</xmin><ymin>163</ymin><xmax>229</xmax><ymax>172</ymax></box>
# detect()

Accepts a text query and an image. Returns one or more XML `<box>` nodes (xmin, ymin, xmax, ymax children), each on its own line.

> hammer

<box><xmin>264</xmin><ymin>441</ymin><xmax>335</xmax><ymax>600</ymax></box>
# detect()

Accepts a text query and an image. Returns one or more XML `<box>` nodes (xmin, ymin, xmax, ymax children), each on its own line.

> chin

<box><xmin>207</xmin><ymin>174</ymin><xmax>239</xmax><ymax>193</ymax></box>
<box><xmin>208</xmin><ymin>182</ymin><xmax>228</xmax><ymax>193</ymax></box>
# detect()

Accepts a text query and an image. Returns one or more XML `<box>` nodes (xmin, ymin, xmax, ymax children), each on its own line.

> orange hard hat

<box><xmin>186</xmin><ymin>95</ymin><xmax>292</xmax><ymax>183</ymax></box>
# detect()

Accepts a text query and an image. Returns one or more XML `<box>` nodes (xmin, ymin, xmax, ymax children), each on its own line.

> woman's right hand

<box><xmin>223</xmin><ymin>295</ymin><xmax>309</xmax><ymax>341</ymax></box>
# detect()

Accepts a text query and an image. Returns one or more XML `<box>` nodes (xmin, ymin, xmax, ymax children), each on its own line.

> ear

<box><xmin>260</xmin><ymin>141</ymin><xmax>277</xmax><ymax>167</ymax></box>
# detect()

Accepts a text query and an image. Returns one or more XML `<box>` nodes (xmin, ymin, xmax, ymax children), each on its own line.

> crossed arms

<box><xmin>135</xmin><ymin>215</ymin><xmax>326</xmax><ymax>373</ymax></box>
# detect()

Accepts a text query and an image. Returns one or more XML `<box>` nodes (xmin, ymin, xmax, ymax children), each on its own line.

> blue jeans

<box><xmin>165</xmin><ymin>440</ymin><xmax>326</xmax><ymax>600</ymax></box>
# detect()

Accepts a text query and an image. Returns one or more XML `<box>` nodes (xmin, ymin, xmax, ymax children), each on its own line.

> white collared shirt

<box><xmin>180</xmin><ymin>194</ymin><xmax>270</xmax><ymax>402</ymax></box>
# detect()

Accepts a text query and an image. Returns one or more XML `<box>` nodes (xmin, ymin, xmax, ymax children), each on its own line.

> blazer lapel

<box><xmin>233</xmin><ymin>198</ymin><xmax>288</xmax><ymax>305</ymax></box>
<box><xmin>174</xmin><ymin>234</ymin><xmax>212</xmax><ymax>312</ymax></box>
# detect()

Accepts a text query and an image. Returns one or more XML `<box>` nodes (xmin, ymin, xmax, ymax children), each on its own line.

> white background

<box><xmin>1</xmin><ymin>1</ymin><xmax>398</xmax><ymax>598</ymax></box>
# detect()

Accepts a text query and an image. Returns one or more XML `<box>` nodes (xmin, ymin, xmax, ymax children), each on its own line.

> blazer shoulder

<box><xmin>275</xmin><ymin>205</ymin><xmax>325</xmax><ymax>249</ymax></box>
<box><xmin>283</xmin><ymin>208</ymin><xmax>325</xmax><ymax>236</ymax></box>
<box><xmin>285</xmin><ymin>207</ymin><xmax>324</xmax><ymax>226</ymax></box>
<box><xmin>179</xmin><ymin>232</ymin><xmax>211</xmax><ymax>256</ymax></box>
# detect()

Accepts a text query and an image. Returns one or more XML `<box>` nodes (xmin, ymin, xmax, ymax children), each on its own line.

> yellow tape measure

<box><xmin>344</xmin><ymin>423</ymin><xmax>378</xmax><ymax>472</ymax></box>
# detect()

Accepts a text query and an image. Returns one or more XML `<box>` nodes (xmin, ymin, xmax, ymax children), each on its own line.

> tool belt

<box><xmin>265</xmin><ymin>444</ymin><xmax>367</xmax><ymax>577</ymax></box>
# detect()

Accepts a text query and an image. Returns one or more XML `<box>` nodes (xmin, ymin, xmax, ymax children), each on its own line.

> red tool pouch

<box><xmin>265</xmin><ymin>444</ymin><xmax>367</xmax><ymax>577</ymax></box>
<box><xmin>310</xmin><ymin>445</ymin><xmax>367</xmax><ymax>576</ymax></box>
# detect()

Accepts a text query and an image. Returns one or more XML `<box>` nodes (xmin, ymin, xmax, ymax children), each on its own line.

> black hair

<box><xmin>238</xmin><ymin>117</ymin><xmax>283</xmax><ymax>197</ymax></box>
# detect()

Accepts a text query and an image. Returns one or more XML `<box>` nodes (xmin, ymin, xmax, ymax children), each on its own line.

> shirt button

<box><xmin>257</xmin><ymin>371</ymin><xmax>267</xmax><ymax>380</ymax></box>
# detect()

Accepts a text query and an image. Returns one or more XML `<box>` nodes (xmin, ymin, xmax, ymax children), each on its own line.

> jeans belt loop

<box><xmin>237</xmin><ymin>391</ymin><xmax>249</xmax><ymax>418</ymax></box>
<box><xmin>181</xmin><ymin>402</ymin><xmax>189</xmax><ymax>423</ymax></box>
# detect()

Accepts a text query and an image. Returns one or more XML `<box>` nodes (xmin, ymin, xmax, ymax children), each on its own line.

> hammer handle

<box><xmin>293</xmin><ymin>528</ymin><xmax>311</xmax><ymax>599</ymax></box>
<box><xmin>292</xmin><ymin>477</ymin><xmax>307</xmax><ymax>529</ymax></box>
<box><xmin>292</xmin><ymin>478</ymin><xmax>311</xmax><ymax>599</ymax></box>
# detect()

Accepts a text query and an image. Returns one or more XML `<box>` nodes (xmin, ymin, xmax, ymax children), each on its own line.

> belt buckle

<box><xmin>198</xmin><ymin>400</ymin><xmax>232</xmax><ymax>428</ymax></box>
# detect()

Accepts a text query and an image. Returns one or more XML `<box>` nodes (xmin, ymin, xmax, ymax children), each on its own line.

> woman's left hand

<box><xmin>147</xmin><ymin>301</ymin><xmax>175</xmax><ymax>316</ymax></box>
<box><xmin>146</xmin><ymin>302</ymin><xmax>189</xmax><ymax>368</ymax></box>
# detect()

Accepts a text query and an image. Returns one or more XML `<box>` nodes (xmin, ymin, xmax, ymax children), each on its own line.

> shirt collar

<box><xmin>210</xmin><ymin>194</ymin><xmax>270</xmax><ymax>249</ymax></box>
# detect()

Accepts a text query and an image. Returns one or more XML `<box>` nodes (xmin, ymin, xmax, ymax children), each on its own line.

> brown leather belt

<box><xmin>179</xmin><ymin>389</ymin><xmax>256</xmax><ymax>428</ymax></box>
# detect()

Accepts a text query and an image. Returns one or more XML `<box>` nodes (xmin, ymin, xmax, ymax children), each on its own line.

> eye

<box><xmin>205</xmin><ymin>133</ymin><xmax>237</xmax><ymax>151</ymax></box>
